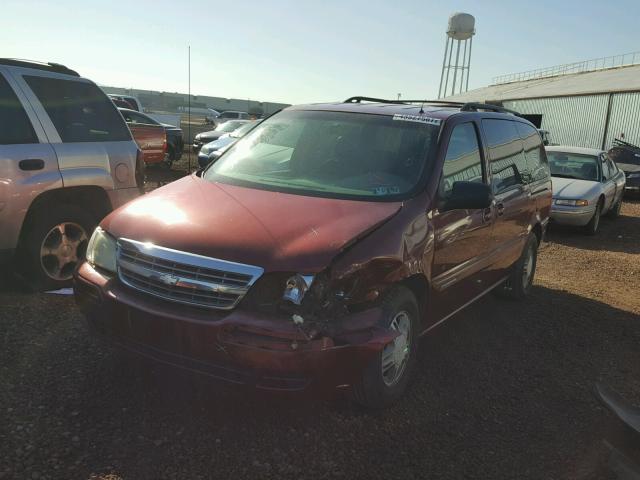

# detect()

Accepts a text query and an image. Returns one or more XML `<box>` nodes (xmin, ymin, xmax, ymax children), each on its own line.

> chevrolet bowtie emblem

<box><xmin>154</xmin><ymin>273</ymin><xmax>180</xmax><ymax>286</ymax></box>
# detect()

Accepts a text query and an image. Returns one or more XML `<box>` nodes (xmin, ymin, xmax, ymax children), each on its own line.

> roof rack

<box><xmin>0</xmin><ymin>58</ymin><xmax>79</xmax><ymax>77</ymax></box>
<box><xmin>459</xmin><ymin>102</ymin><xmax>521</xmax><ymax>116</ymax></box>
<box><xmin>344</xmin><ymin>96</ymin><xmax>463</xmax><ymax>107</ymax></box>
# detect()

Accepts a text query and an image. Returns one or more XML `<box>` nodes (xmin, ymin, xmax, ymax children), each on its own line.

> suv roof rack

<box><xmin>0</xmin><ymin>58</ymin><xmax>79</xmax><ymax>77</ymax></box>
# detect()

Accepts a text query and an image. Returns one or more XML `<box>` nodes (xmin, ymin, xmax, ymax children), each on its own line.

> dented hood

<box><xmin>103</xmin><ymin>175</ymin><xmax>402</xmax><ymax>272</ymax></box>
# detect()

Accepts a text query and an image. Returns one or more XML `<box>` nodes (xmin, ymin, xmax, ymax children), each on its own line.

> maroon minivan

<box><xmin>74</xmin><ymin>97</ymin><xmax>552</xmax><ymax>408</ymax></box>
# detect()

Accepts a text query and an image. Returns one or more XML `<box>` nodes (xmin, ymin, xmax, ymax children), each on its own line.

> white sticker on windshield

<box><xmin>373</xmin><ymin>186</ymin><xmax>401</xmax><ymax>195</ymax></box>
<box><xmin>392</xmin><ymin>114</ymin><xmax>442</xmax><ymax>126</ymax></box>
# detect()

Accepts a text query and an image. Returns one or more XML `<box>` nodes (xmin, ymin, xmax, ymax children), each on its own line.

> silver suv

<box><xmin>0</xmin><ymin>59</ymin><xmax>142</xmax><ymax>290</ymax></box>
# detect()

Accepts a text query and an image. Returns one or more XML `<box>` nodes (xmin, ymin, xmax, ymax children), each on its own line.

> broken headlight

<box><xmin>282</xmin><ymin>274</ymin><xmax>315</xmax><ymax>305</ymax></box>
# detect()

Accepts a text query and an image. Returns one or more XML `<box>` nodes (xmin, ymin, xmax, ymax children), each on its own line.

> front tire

<box><xmin>351</xmin><ymin>286</ymin><xmax>420</xmax><ymax>409</ymax></box>
<box><xmin>584</xmin><ymin>201</ymin><xmax>602</xmax><ymax>235</ymax></box>
<box><xmin>494</xmin><ymin>233</ymin><xmax>538</xmax><ymax>301</ymax></box>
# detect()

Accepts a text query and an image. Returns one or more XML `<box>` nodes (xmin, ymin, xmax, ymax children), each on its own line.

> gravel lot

<box><xmin>1</xmin><ymin>199</ymin><xmax>639</xmax><ymax>480</ymax></box>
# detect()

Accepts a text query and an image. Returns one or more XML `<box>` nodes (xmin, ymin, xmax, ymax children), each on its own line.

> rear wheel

<box><xmin>351</xmin><ymin>286</ymin><xmax>419</xmax><ymax>409</ymax></box>
<box><xmin>494</xmin><ymin>233</ymin><xmax>538</xmax><ymax>301</ymax></box>
<box><xmin>20</xmin><ymin>204</ymin><xmax>95</xmax><ymax>291</ymax></box>
<box><xmin>584</xmin><ymin>200</ymin><xmax>602</xmax><ymax>235</ymax></box>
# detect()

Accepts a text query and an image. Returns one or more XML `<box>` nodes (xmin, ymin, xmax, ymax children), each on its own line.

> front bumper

<box><xmin>74</xmin><ymin>262</ymin><xmax>393</xmax><ymax>394</ymax></box>
<box><xmin>197</xmin><ymin>151</ymin><xmax>213</xmax><ymax>168</ymax></box>
<box><xmin>550</xmin><ymin>204</ymin><xmax>595</xmax><ymax>226</ymax></box>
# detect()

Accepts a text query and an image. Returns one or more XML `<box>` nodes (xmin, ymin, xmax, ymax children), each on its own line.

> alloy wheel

<box><xmin>381</xmin><ymin>311</ymin><xmax>412</xmax><ymax>387</ymax></box>
<box><xmin>40</xmin><ymin>222</ymin><xmax>88</xmax><ymax>281</ymax></box>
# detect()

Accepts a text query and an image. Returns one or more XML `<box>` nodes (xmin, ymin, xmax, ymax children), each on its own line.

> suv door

<box><xmin>0</xmin><ymin>70</ymin><xmax>61</xmax><ymax>255</ymax></box>
<box><xmin>430</xmin><ymin>121</ymin><xmax>495</xmax><ymax>322</ymax></box>
<box><xmin>482</xmin><ymin>119</ymin><xmax>533</xmax><ymax>274</ymax></box>
<box><xmin>15</xmin><ymin>71</ymin><xmax>136</xmax><ymax>192</ymax></box>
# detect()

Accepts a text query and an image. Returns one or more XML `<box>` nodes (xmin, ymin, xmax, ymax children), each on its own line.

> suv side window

<box><xmin>0</xmin><ymin>74</ymin><xmax>38</xmax><ymax>145</ymax></box>
<box><xmin>482</xmin><ymin>119</ymin><xmax>528</xmax><ymax>193</ymax></box>
<box><xmin>516</xmin><ymin>122</ymin><xmax>549</xmax><ymax>182</ymax></box>
<box><xmin>440</xmin><ymin>122</ymin><xmax>484</xmax><ymax>198</ymax></box>
<box><xmin>24</xmin><ymin>76</ymin><xmax>130</xmax><ymax>143</ymax></box>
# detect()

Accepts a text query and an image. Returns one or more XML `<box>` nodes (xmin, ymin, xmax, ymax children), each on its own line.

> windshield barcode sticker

<box><xmin>392</xmin><ymin>114</ymin><xmax>442</xmax><ymax>126</ymax></box>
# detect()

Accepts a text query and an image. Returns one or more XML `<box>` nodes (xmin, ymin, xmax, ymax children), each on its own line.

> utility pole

<box><xmin>188</xmin><ymin>45</ymin><xmax>191</xmax><ymax>172</ymax></box>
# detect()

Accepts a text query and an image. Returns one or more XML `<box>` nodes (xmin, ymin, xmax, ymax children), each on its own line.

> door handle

<box><xmin>496</xmin><ymin>202</ymin><xmax>505</xmax><ymax>216</ymax></box>
<box><xmin>19</xmin><ymin>159</ymin><xmax>45</xmax><ymax>171</ymax></box>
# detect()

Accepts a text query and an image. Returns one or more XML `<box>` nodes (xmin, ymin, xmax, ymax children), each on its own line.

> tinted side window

<box><xmin>516</xmin><ymin>122</ymin><xmax>549</xmax><ymax>182</ymax></box>
<box><xmin>482</xmin><ymin>119</ymin><xmax>527</xmax><ymax>193</ymax></box>
<box><xmin>0</xmin><ymin>74</ymin><xmax>38</xmax><ymax>145</ymax></box>
<box><xmin>602</xmin><ymin>157</ymin><xmax>614</xmax><ymax>180</ymax></box>
<box><xmin>24</xmin><ymin>76</ymin><xmax>130</xmax><ymax>143</ymax></box>
<box><xmin>440</xmin><ymin>123</ymin><xmax>484</xmax><ymax>198</ymax></box>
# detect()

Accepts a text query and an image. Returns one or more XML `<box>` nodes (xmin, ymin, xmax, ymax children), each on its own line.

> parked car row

<box><xmin>197</xmin><ymin>119</ymin><xmax>261</xmax><ymax>167</ymax></box>
<box><xmin>192</xmin><ymin>119</ymin><xmax>251</xmax><ymax>151</ymax></box>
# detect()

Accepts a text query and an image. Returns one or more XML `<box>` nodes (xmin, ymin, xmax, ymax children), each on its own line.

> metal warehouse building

<box><xmin>447</xmin><ymin>54</ymin><xmax>640</xmax><ymax>150</ymax></box>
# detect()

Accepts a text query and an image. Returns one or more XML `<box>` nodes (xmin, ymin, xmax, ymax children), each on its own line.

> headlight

<box><xmin>628</xmin><ymin>172</ymin><xmax>640</xmax><ymax>179</ymax></box>
<box><xmin>555</xmin><ymin>199</ymin><xmax>589</xmax><ymax>207</ymax></box>
<box><xmin>86</xmin><ymin>227</ymin><xmax>117</xmax><ymax>273</ymax></box>
<box><xmin>282</xmin><ymin>274</ymin><xmax>315</xmax><ymax>305</ymax></box>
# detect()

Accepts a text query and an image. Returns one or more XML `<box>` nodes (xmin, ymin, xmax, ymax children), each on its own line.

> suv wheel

<box><xmin>22</xmin><ymin>204</ymin><xmax>95</xmax><ymax>291</ymax></box>
<box><xmin>495</xmin><ymin>233</ymin><xmax>538</xmax><ymax>301</ymax></box>
<box><xmin>351</xmin><ymin>286</ymin><xmax>419</xmax><ymax>409</ymax></box>
<box><xmin>584</xmin><ymin>200</ymin><xmax>602</xmax><ymax>235</ymax></box>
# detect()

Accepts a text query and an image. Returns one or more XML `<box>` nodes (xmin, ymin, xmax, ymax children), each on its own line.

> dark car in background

<box><xmin>197</xmin><ymin>120</ymin><xmax>261</xmax><ymax>168</ymax></box>
<box><xmin>608</xmin><ymin>139</ymin><xmax>640</xmax><ymax>195</ymax></box>
<box><xmin>118</xmin><ymin>108</ymin><xmax>183</xmax><ymax>166</ymax></box>
<box><xmin>108</xmin><ymin>94</ymin><xmax>143</xmax><ymax>112</ymax></box>
<box><xmin>75</xmin><ymin>97</ymin><xmax>551</xmax><ymax>408</ymax></box>
<box><xmin>192</xmin><ymin>119</ymin><xmax>250</xmax><ymax>152</ymax></box>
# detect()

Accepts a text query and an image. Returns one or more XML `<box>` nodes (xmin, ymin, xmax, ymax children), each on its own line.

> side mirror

<box><xmin>441</xmin><ymin>181</ymin><xmax>493</xmax><ymax>211</ymax></box>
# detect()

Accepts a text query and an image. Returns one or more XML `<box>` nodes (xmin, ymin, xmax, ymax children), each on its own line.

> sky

<box><xmin>3</xmin><ymin>0</ymin><xmax>640</xmax><ymax>105</ymax></box>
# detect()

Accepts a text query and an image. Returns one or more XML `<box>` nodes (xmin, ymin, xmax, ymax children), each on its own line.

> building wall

<box><xmin>505</xmin><ymin>92</ymin><xmax>640</xmax><ymax>150</ymax></box>
<box><xmin>504</xmin><ymin>95</ymin><xmax>609</xmax><ymax>149</ymax></box>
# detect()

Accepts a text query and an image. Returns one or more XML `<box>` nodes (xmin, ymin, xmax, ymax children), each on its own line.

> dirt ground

<box><xmin>1</xmin><ymin>197</ymin><xmax>639</xmax><ymax>480</ymax></box>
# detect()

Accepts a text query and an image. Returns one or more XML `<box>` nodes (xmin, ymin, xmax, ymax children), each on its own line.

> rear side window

<box><xmin>0</xmin><ymin>74</ymin><xmax>38</xmax><ymax>145</ymax></box>
<box><xmin>440</xmin><ymin>122</ymin><xmax>484</xmax><ymax>197</ymax></box>
<box><xmin>516</xmin><ymin>122</ymin><xmax>549</xmax><ymax>182</ymax></box>
<box><xmin>24</xmin><ymin>76</ymin><xmax>130</xmax><ymax>143</ymax></box>
<box><xmin>482</xmin><ymin>119</ymin><xmax>528</xmax><ymax>193</ymax></box>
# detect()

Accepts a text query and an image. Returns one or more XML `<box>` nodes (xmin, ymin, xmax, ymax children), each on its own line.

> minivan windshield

<box><xmin>547</xmin><ymin>152</ymin><xmax>600</xmax><ymax>181</ymax></box>
<box><xmin>205</xmin><ymin>110</ymin><xmax>439</xmax><ymax>200</ymax></box>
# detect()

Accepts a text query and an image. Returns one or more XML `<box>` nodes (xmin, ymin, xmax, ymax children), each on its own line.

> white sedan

<box><xmin>547</xmin><ymin>146</ymin><xmax>626</xmax><ymax>235</ymax></box>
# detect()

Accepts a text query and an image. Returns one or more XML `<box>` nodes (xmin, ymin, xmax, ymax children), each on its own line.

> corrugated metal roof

<box><xmin>447</xmin><ymin>64</ymin><xmax>640</xmax><ymax>102</ymax></box>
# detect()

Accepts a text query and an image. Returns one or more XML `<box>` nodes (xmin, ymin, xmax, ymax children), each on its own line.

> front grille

<box><xmin>117</xmin><ymin>238</ymin><xmax>263</xmax><ymax>310</ymax></box>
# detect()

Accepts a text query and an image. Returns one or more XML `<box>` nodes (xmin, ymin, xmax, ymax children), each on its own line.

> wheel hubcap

<box><xmin>40</xmin><ymin>222</ymin><xmax>88</xmax><ymax>281</ymax></box>
<box><xmin>381</xmin><ymin>311</ymin><xmax>412</xmax><ymax>387</ymax></box>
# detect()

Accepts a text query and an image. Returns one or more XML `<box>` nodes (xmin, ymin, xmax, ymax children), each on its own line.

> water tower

<box><xmin>438</xmin><ymin>13</ymin><xmax>476</xmax><ymax>98</ymax></box>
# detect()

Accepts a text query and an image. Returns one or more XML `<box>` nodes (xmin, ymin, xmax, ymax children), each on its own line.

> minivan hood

<box><xmin>551</xmin><ymin>176</ymin><xmax>599</xmax><ymax>198</ymax></box>
<box><xmin>102</xmin><ymin>176</ymin><xmax>402</xmax><ymax>272</ymax></box>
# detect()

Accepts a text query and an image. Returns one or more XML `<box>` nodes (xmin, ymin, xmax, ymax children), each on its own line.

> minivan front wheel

<box><xmin>22</xmin><ymin>204</ymin><xmax>95</xmax><ymax>291</ymax></box>
<box><xmin>352</xmin><ymin>286</ymin><xmax>419</xmax><ymax>409</ymax></box>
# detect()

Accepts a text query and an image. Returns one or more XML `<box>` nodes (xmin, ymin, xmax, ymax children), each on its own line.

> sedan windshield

<box><xmin>547</xmin><ymin>152</ymin><xmax>600</xmax><ymax>181</ymax></box>
<box><xmin>204</xmin><ymin>110</ymin><xmax>439</xmax><ymax>200</ymax></box>
<box><xmin>215</xmin><ymin>120</ymin><xmax>246</xmax><ymax>133</ymax></box>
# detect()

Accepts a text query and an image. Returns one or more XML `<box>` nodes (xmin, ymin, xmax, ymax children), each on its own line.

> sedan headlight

<box><xmin>555</xmin><ymin>199</ymin><xmax>589</xmax><ymax>207</ymax></box>
<box><xmin>282</xmin><ymin>274</ymin><xmax>315</xmax><ymax>305</ymax></box>
<box><xmin>86</xmin><ymin>227</ymin><xmax>117</xmax><ymax>273</ymax></box>
<box><xmin>628</xmin><ymin>172</ymin><xmax>640</xmax><ymax>179</ymax></box>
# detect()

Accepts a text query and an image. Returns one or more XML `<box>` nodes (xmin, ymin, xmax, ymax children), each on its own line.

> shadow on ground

<box><xmin>1</xmin><ymin>285</ymin><xmax>638</xmax><ymax>479</ymax></box>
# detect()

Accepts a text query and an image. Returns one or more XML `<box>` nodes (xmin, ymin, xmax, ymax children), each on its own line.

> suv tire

<box><xmin>351</xmin><ymin>286</ymin><xmax>420</xmax><ymax>409</ymax></box>
<box><xmin>494</xmin><ymin>233</ymin><xmax>538</xmax><ymax>301</ymax></box>
<box><xmin>21</xmin><ymin>204</ymin><xmax>96</xmax><ymax>291</ymax></box>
